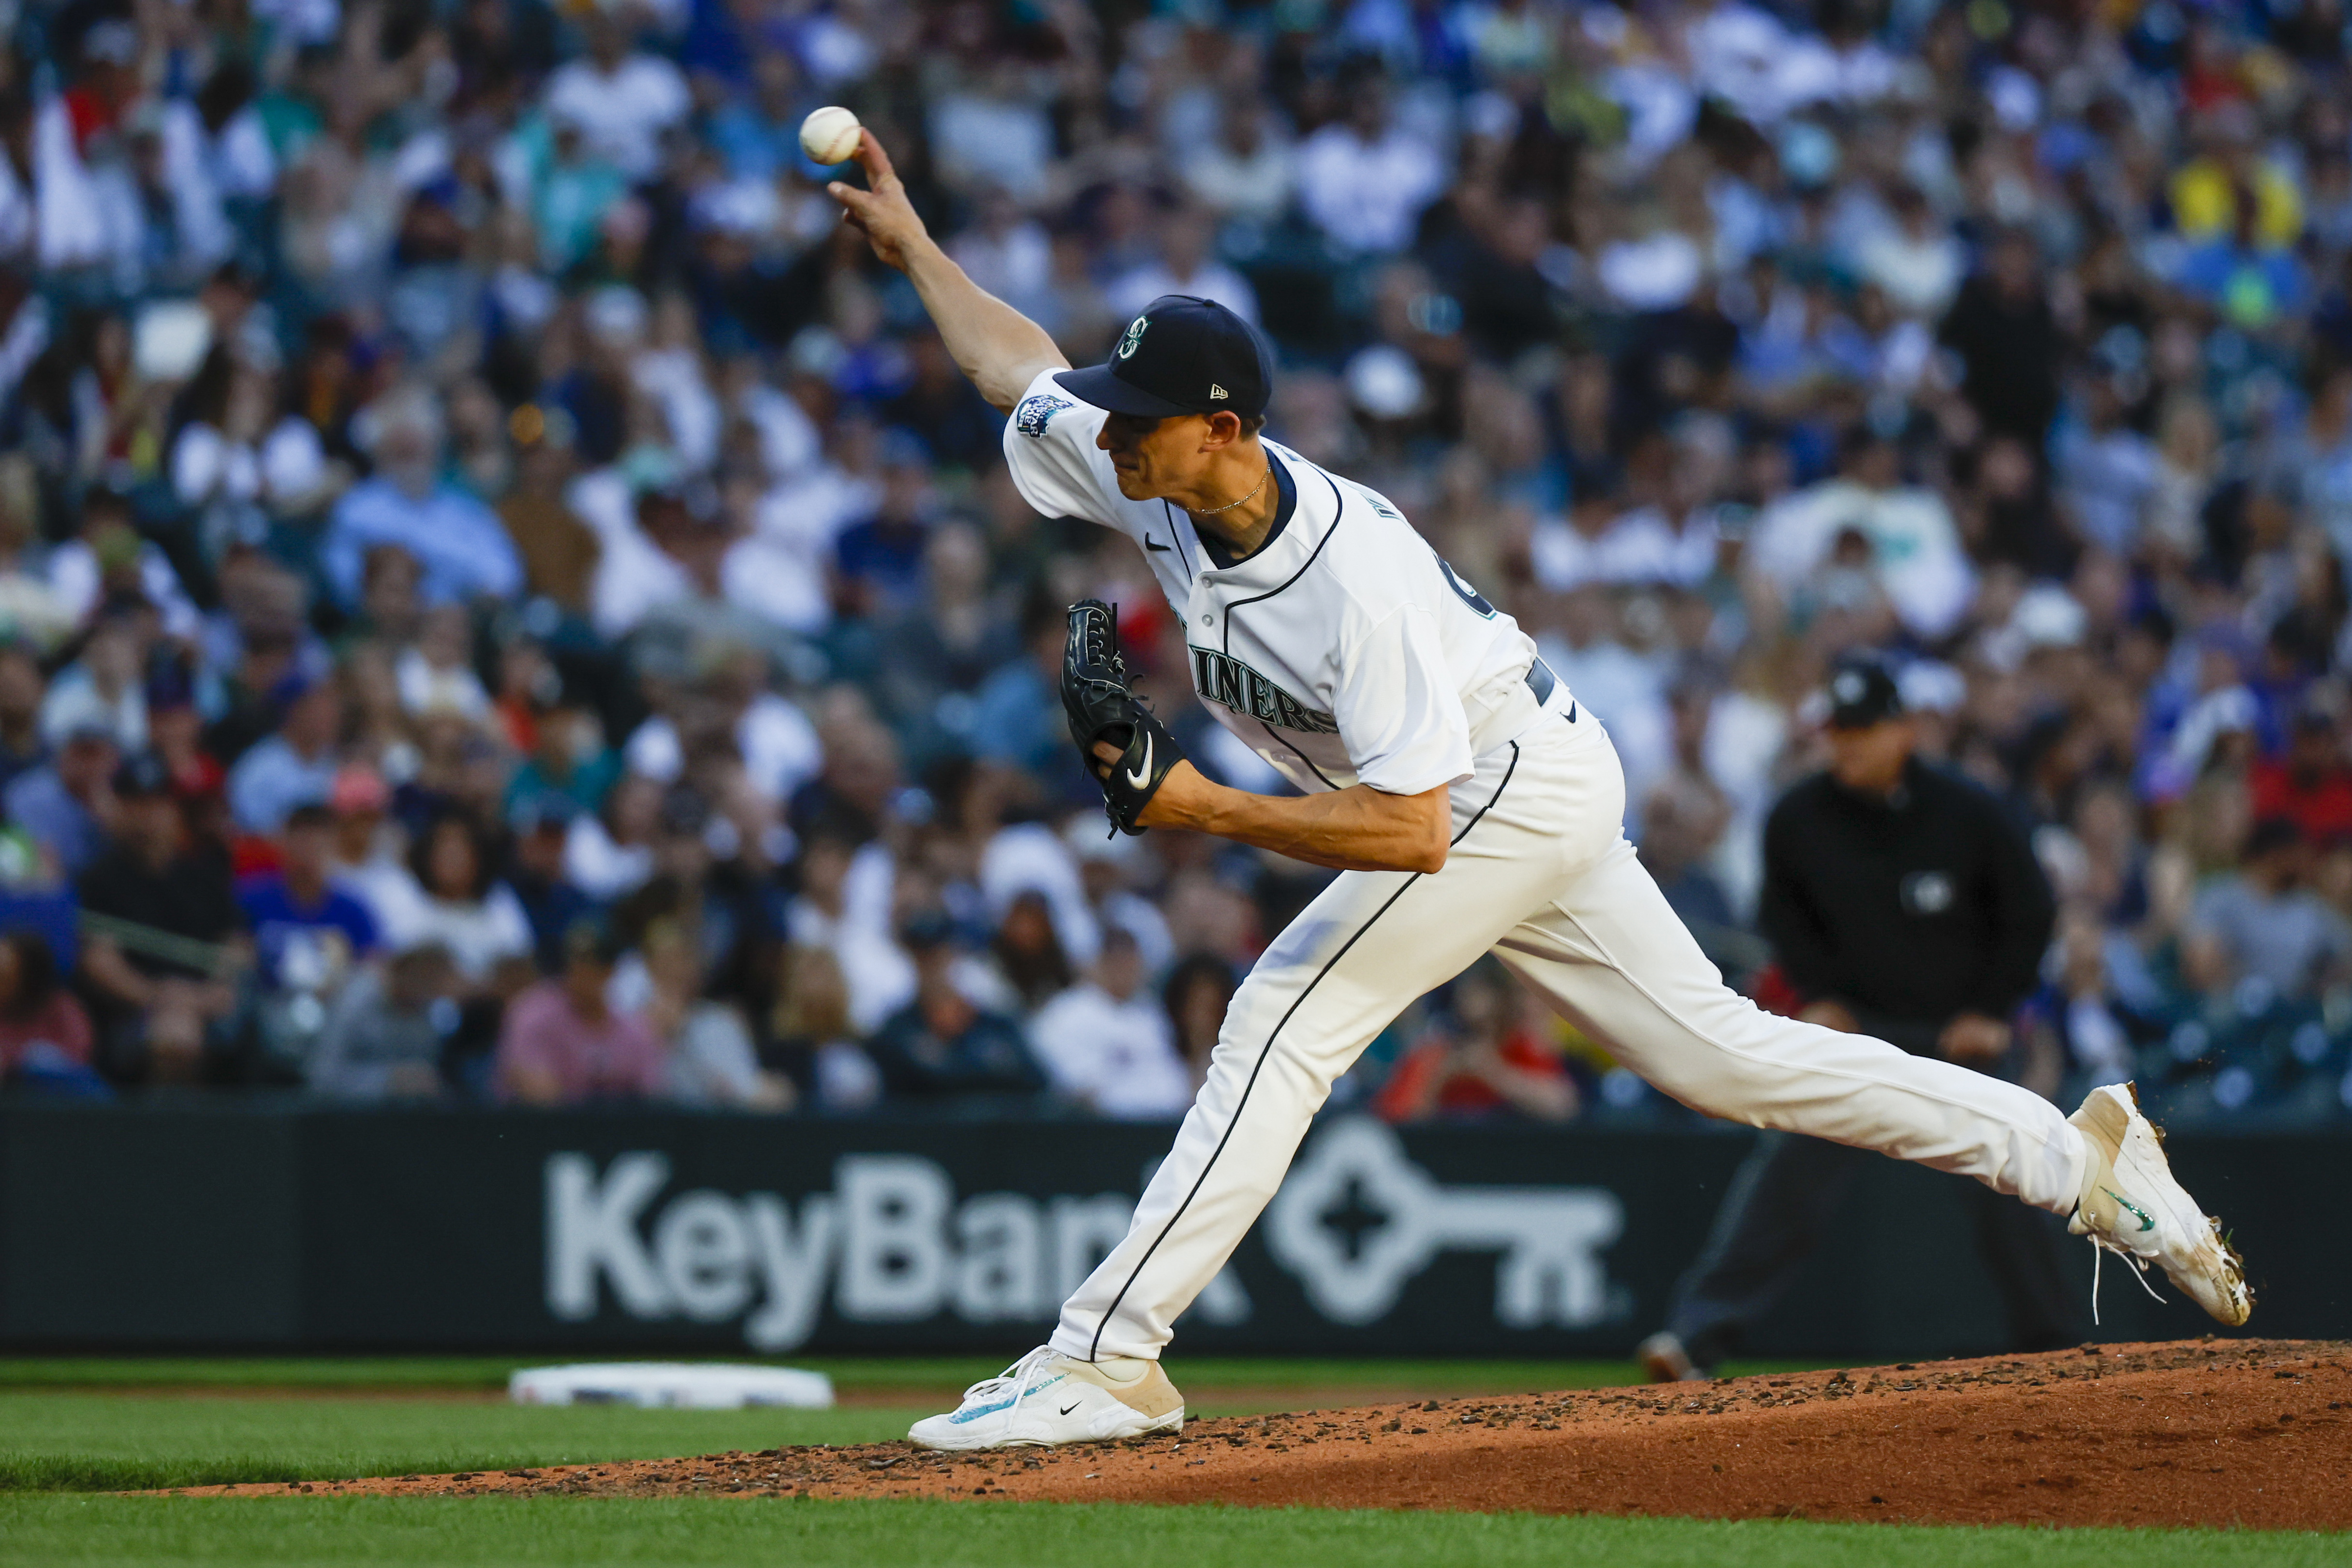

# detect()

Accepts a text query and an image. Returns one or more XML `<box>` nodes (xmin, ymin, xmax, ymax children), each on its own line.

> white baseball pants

<box><xmin>1050</xmin><ymin>703</ymin><xmax>2090</xmax><ymax>1363</ymax></box>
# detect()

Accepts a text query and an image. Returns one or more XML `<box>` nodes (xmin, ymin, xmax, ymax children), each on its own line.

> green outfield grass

<box><xmin>6</xmin><ymin>1358</ymin><xmax>2330</xmax><ymax>1567</ymax></box>
<box><xmin>0</xmin><ymin>1354</ymin><xmax>1817</xmax><ymax>1394</ymax></box>
<box><xmin>2</xmin><ymin>1497</ymin><xmax>2341</xmax><ymax>1568</ymax></box>
<box><xmin>0</xmin><ymin>1392</ymin><xmax>917</xmax><ymax>1493</ymax></box>
<box><xmin>0</xmin><ymin>1359</ymin><xmax>1824</xmax><ymax>1494</ymax></box>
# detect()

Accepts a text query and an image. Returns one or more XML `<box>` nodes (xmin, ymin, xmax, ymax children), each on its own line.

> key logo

<box><xmin>1266</xmin><ymin>1120</ymin><xmax>1626</xmax><ymax>1328</ymax></box>
<box><xmin>1116</xmin><ymin>315</ymin><xmax>1149</xmax><ymax>360</ymax></box>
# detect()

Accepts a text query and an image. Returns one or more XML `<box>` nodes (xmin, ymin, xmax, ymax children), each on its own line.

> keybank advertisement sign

<box><xmin>544</xmin><ymin>1119</ymin><xmax>1627</xmax><ymax>1351</ymax></box>
<box><xmin>6</xmin><ymin>1106</ymin><xmax>2282</xmax><ymax>1354</ymax></box>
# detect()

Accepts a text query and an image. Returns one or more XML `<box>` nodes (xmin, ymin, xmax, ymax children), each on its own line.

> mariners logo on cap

<box><xmin>1116</xmin><ymin>315</ymin><xmax>1149</xmax><ymax>360</ymax></box>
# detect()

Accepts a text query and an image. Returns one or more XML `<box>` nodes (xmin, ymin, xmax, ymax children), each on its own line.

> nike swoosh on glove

<box><xmin>1061</xmin><ymin>598</ymin><xmax>1184</xmax><ymax>835</ymax></box>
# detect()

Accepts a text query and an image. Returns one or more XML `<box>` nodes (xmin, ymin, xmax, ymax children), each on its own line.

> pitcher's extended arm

<box><xmin>1088</xmin><ymin>742</ymin><xmax>1451</xmax><ymax>875</ymax></box>
<box><xmin>825</xmin><ymin>132</ymin><xmax>1068</xmax><ymax>410</ymax></box>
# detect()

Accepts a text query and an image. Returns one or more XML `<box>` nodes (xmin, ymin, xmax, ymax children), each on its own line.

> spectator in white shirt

<box><xmin>195</xmin><ymin>59</ymin><xmax>279</xmax><ymax>202</ymax></box>
<box><xmin>40</xmin><ymin>604</ymin><xmax>147</xmax><ymax>753</ymax></box>
<box><xmin>2055</xmin><ymin>373</ymin><xmax>2160</xmax><ymax>557</ymax></box>
<box><xmin>1179</xmin><ymin>96</ymin><xmax>1298</xmax><ymax>226</ymax></box>
<box><xmin>1295</xmin><ymin>73</ymin><xmax>1445</xmax><ymax>256</ymax></box>
<box><xmin>543</xmin><ymin>12</ymin><xmax>690</xmax><ymax>182</ymax></box>
<box><xmin>621</xmin><ymin>646</ymin><xmax>821</xmax><ymax>807</ymax></box>
<box><xmin>928</xmin><ymin>66</ymin><xmax>1056</xmax><ymax>205</ymax></box>
<box><xmin>48</xmin><ymin>482</ymin><xmax>203</xmax><ymax>642</ymax></box>
<box><xmin>948</xmin><ymin>188</ymin><xmax>1055</xmax><ymax>317</ymax></box>
<box><xmin>1536</xmin><ymin>583</ymin><xmax>1675</xmax><ymax>815</ymax></box>
<box><xmin>1744</xmin><ymin>430</ymin><xmax>1976</xmax><ymax>640</ymax></box>
<box><xmin>1531</xmin><ymin>490</ymin><xmax>1698</xmax><ymax>592</ymax></box>
<box><xmin>1027</xmin><ymin>929</ymin><xmax>1194</xmax><ymax>1119</ymax></box>
<box><xmin>325</xmin><ymin>765</ymin><xmax>411</xmax><ymax>931</ymax></box>
<box><xmin>786</xmin><ymin>828</ymin><xmax>915</xmax><ymax>1035</ymax></box>
<box><xmin>639</xmin><ymin>918</ymin><xmax>790</xmax><ymax>1110</ymax></box>
<box><xmin>565</xmin><ymin>773</ymin><xmax>662</xmax><ymax>901</ymax></box>
<box><xmin>394</xmin><ymin>603</ymin><xmax>491</xmax><ymax>720</ymax></box>
<box><xmin>1685</xmin><ymin>0</ymin><xmax>1839</xmax><ymax>127</ymax></box>
<box><xmin>1109</xmin><ymin>206</ymin><xmax>1260</xmax><ymax>326</ymax></box>
<box><xmin>1854</xmin><ymin>185</ymin><xmax>1964</xmax><ymax>319</ymax></box>
<box><xmin>374</xmin><ymin>813</ymin><xmax>534</xmax><ymax>982</ymax></box>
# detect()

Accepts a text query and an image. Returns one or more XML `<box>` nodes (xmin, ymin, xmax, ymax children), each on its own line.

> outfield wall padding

<box><xmin>0</xmin><ymin>1105</ymin><xmax>2336</xmax><ymax>1356</ymax></box>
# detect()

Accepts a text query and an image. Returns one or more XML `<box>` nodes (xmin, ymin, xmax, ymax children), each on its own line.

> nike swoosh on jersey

<box><xmin>1144</xmin><ymin>535</ymin><xmax>1171</xmax><ymax>552</ymax></box>
<box><xmin>1126</xmin><ymin>733</ymin><xmax>1154</xmax><ymax>790</ymax></box>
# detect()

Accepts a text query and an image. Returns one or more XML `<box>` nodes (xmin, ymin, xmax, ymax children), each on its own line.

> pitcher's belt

<box><xmin>1468</xmin><ymin>657</ymin><xmax>1573</xmax><ymax>756</ymax></box>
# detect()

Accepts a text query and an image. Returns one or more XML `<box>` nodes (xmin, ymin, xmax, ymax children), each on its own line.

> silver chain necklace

<box><xmin>1190</xmin><ymin>464</ymin><xmax>1270</xmax><ymax>517</ymax></box>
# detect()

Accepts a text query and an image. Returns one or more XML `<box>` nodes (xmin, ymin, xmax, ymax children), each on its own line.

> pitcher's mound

<box><xmin>197</xmin><ymin>1340</ymin><xmax>2350</xmax><ymax>1529</ymax></box>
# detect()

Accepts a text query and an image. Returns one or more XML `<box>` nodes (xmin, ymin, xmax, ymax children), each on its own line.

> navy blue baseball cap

<box><xmin>1056</xmin><ymin>296</ymin><xmax>1273</xmax><ymax>421</ymax></box>
<box><xmin>1825</xmin><ymin>654</ymin><xmax>1904</xmax><ymax>729</ymax></box>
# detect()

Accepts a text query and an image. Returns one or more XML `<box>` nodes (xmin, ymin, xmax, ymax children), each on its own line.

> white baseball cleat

<box><xmin>908</xmin><ymin>1346</ymin><xmax>1185</xmax><ymax>1451</ymax></box>
<box><xmin>2068</xmin><ymin>1082</ymin><xmax>2251</xmax><ymax>1326</ymax></box>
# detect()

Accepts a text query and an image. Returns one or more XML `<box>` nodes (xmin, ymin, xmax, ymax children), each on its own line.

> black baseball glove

<box><xmin>1061</xmin><ymin>598</ymin><xmax>1184</xmax><ymax>835</ymax></box>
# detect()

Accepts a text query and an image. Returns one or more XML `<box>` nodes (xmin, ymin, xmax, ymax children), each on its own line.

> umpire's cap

<box><xmin>1825</xmin><ymin>655</ymin><xmax>1904</xmax><ymax>730</ymax></box>
<box><xmin>1056</xmin><ymin>295</ymin><xmax>1273</xmax><ymax>421</ymax></box>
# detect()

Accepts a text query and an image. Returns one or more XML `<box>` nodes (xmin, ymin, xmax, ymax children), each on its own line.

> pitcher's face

<box><xmin>1098</xmin><ymin>411</ymin><xmax>1221</xmax><ymax>502</ymax></box>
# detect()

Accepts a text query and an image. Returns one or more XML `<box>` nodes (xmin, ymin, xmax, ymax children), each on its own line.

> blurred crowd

<box><xmin>0</xmin><ymin>0</ymin><xmax>2350</xmax><ymax>1122</ymax></box>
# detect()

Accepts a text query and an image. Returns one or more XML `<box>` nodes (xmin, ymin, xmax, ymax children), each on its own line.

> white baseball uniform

<box><xmin>1004</xmin><ymin>371</ymin><xmax>2090</xmax><ymax>1363</ymax></box>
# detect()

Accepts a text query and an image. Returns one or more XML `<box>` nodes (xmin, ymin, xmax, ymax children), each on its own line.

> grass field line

<box><xmin>0</xmin><ymin>1394</ymin><xmax>920</xmax><ymax>1494</ymax></box>
<box><xmin>0</xmin><ymin>1362</ymin><xmax>1830</xmax><ymax>1495</ymax></box>
<box><xmin>2</xmin><ymin>1496</ymin><xmax>2344</xmax><ymax>1568</ymax></box>
<box><xmin>0</xmin><ymin>1355</ymin><xmax>1830</xmax><ymax>1392</ymax></box>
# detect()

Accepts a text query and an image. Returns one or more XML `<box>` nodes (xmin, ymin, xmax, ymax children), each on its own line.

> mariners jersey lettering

<box><xmin>1005</xmin><ymin>370</ymin><xmax>1554</xmax><ymax>796</ymax></box>
<box><xmin>1190</xmin><ymin>647</ymin><xmax>1339</xmax><ymax>734</ymax></box>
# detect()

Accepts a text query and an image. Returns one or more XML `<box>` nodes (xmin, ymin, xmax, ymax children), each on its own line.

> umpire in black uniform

<box><xmin>1638</xmin><ymin>655</ymin><xmax>2072</xmax><ymax>1380</ymax></box>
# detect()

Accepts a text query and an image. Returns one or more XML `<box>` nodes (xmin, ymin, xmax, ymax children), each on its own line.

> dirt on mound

<box><xmin>179</xmin><ymin>1340</ymin><xmax>2351</xmax><ymax>1530</ymax></box>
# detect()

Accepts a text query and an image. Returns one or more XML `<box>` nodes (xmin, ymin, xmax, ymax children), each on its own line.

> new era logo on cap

<box><xmin>1055</xmin><ymin>295</ymin><xmax>1272</xmax><ymax>422</ymax></box>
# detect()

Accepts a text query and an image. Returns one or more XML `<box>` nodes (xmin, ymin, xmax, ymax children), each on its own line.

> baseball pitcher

<box><xmin>820</xmin><ymin>132</ymin><xmax>2249</xmax><ymax>1452</ymax></box>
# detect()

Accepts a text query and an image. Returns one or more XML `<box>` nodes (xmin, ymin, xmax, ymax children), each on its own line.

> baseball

<box><xmin>799</xmin><ymin>106</ymin><xmax>862</xmax><ymax>166</ymax></box>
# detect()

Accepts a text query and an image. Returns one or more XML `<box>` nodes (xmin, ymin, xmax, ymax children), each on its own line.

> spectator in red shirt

<box><xmin>2250</xmin><ymin>703</ymin><xmax>2352</xmax><ymax>845</ymax></box>
<box><xmin>62</xmin><ymin>21</ymin><xmax>143</xmax><ymax>155</ymax></box>
<box><xmin>0</xmin><ymin>930</ymin><xmax>96</xmax><ymax>1088</ymax></box>
<box><xmin>494</xmin><ymin>921</ymin><xmax>665</xmax><ymax>1105</ymax></box>
<box><xmin>1373</xmin><ymin>957</ymin><xmax>1579</xmax><ymax>1123</ymax></box>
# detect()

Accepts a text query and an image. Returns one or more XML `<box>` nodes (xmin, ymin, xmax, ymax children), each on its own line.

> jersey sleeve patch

<box><xmin>1014</xmin><ymin>393</ymin><xmax>1075</xmax><ymax>438</ymax></box>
